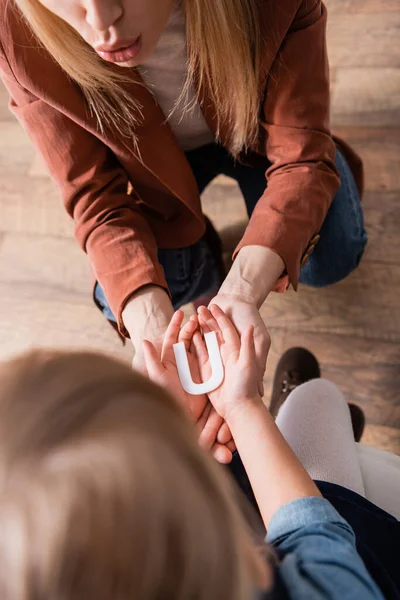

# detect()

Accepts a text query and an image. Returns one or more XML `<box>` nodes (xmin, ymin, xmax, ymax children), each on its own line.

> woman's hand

<box><xmin>207</xmin><ymin>294</ymin><xmax>270</xmax><ymax>397</ymax></box>
<box><xmin>211</xmin><ymin>246</ymin><xmax>283</xmax><ymax>396</ymax></box>
<box><xmin>122</xmin><ymin>286</ymin><xmax>175</xmax><ymax>375</ymax></box>
<box><xmin>142</xmin><ymin>310</ymin><xmax>235</xmax><ymax>464</ymax></box>
<box><xmin>195</xmin><ymin>305</ymin><xmax>263</xmax><ymax>421</ymax></box>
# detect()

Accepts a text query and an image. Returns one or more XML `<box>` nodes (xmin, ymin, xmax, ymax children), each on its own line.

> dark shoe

<box><xmin>270</xmin><ymin>347</ymin><xmax>366</xmax><ymax>443</ymax></box>
<box><xmin>349</xmin><ymin>403</ymin><xmax>365</xmax><ymax>442</ymax></box>
<box><xmin>269</xmin><ymin>348</ymin><xmax>320</xmax><ymax>419</ymax></box>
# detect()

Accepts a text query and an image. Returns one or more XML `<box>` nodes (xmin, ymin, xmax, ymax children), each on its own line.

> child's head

<box><xmin>0</xmin><ymin>350</ymin><xmax>269</xmax><ymax>600</ymax></box>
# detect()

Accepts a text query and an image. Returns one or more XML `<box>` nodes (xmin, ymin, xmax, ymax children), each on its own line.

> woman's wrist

<box><xmin>219</xmin><ymin>246</ymin><xmax>285</xmax><ymax>308</ymax></box>
<box><xmin>122</xmin><ymin>285</ymin><xmax>174</xmax><ymax>342</ymax></box>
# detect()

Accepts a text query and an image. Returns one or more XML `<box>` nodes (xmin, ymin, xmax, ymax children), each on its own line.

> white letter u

<box><xmin>173</xmin><ymin>331</ymin><xmax>224</xmax><ymax>396</ymax></box>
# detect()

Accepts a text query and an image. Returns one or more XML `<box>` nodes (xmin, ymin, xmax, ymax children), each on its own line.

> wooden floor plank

<box><xmin>0</xmin><ymin>82</ymin><xmax>13</xmax><ymax>122</ymax></box>
<box><xmin>363</xmin><ymin>192</ymin><xmax>400</xmax><ymax>263</ymax></box>
<box><xmin>0</xmin><ymin>121</ymin><xmax>36</xmax><ymax>176</ymax></box>
<box><xmin>363</xmin><ymin>425</ymin><xmax>400</xmax><ymax>454</ymax></box>
<box><xmin>201</xmin><ymin>177</ymin><xmax>247</xmax><ymax>231</ymax></box>
<box><xmin>331</xmin><ymin>68</ymin><xmax>400</xmax><ymax>127</ymax></box>
<box><xmin>260</xmin><ymin>261</ymin><xmax>400</xmax><ymax>343</ymax></box>
<box><xmin>324</xmin><ymin>0</ymin><xmax>353</xmax><ymax>14</ymax></box>
<box><xmin>0</xmin><ymin>288</ymin><xmax>131</xmax><ymax>363</ymax></box>
<box><xmin>324</xmin><ymin>0</ymin><xmax>400</xmax><ymax>14</ymax></box>
<box><xmin>0</xmin><ymin>233</ymin><xmax>91</xmax><ymax>297</ymax></box>
<box><xmin>333</xmin><ymin>127</ymin><xmax>400</xmax><ymax>192</ymax></box>
<box><xmin>351</xmin><ymin>0</ymin><xmax>400</xmax><ymax>13</ymax></box>
<box><xmin>29</xmin><ymin>152</ymin><xmax>51</xmax><ymax>178</ymax></box>
<box><xmin>328</xmin><ymin>13</ymin><xmax>400</xmax><ymax>68</ymax></box>
<box><xmin>0</xmin><ymin>178</ymin><xmax>72</xmax><ymax>238</ymax></box>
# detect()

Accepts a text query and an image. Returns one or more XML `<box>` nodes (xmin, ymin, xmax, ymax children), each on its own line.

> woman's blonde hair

<box><xmin>13</xmin><ymin>0</ymin><xmax>261</xmax><ymax>155</ymax></box>
<box><xmin>0</xmin><ymin>350</ymin><xmax>269</xmax><ymax>600</ymax></box>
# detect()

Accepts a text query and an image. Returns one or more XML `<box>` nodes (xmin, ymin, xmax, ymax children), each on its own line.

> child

<box><xmin>0</xmin><ymin>310</ymin><xmax>385</xmax><ymax>599</ymax></box>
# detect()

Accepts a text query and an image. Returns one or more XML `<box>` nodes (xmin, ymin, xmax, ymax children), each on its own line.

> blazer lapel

<box><xmin>108</xmin><ymin>68</ymin><xmax>202</xmax><ymax>212</ymax></box>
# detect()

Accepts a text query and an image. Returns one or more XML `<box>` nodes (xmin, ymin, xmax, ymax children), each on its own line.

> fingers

<box><xmin>198</xmin><ymin>407</ymin><xmax>224</xmax><ymax>451</ymax></box>
<box><xmin>196</xmin><ymin>402</ymin><xmax>211</xmax><ymax>433</ymax></box>
<box><xmin>217</xmin><ymin>423</ymin><xmax>236</xmax><ymax>454</ymax></box>
<box><xmin>197</xmin><ymin>306</ymin><xmax>213</xmax><ymax>334</ymax></box>
<box><xmin>209</xmin><ymin>304</ymin><xmax>240</xmax><ymax>348</ymax></box>
<box><xmin>197</xmin><ymin>406</ymin><xmax>234</xmax><ymax>464</ymax></box>
<box><xmin>161</xmin><ymin>311</ymin><xmax>198</xmax><ymax>364</ymax></box>
<box><xmin>198</xmin><ymin>305</ymin><xmax>240</xmax><ymax>354</ymax></box>
<box><xmin>161</xmin><ymin>310</ymin><xmax>185</xmax><ymax>356</ymax></box>
<box><xmin>217</xmin><ymin>421</ymin><xmax>232</xmax><ymax>445</ymax></box>
<box><xmin>178</xmin><ymin>314</ymin><xmax>199</xmax><ymax>350</ymax></box>
<box><xmin>142</xmin><ymin>340</ymin><xmax>164</xmax><ymax>380</ymax></box>
<box><xmin>192</xmin><ymin>331</ymin><xmax>210</xmax><ymax>371</ymax></box>
<box><xmin>211</xmin><ymin>444</ymin><xmax>232</xmax><ymax>465</ymax></box>
<box><xmin>226</xmin><ymin>440</ymin><xmax>236</xmax><ymax>453</ymax></box>
<box><xmin>192</xmin><ymin>331</ymin><xmax>207</xmax><ymax>357</ymax></box>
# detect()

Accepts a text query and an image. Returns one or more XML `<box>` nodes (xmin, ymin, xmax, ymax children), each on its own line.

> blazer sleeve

<box><xmin>236</xmin><ymin>0</ymin><xmax>340</xmax><ymax>291</ymax></box>
<box><xmin>0</xmin><ymin>42</ymin><xmax>167</xmax><ymax>335</ymax></box>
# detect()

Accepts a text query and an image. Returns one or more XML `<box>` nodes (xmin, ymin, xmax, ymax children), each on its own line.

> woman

<box><xmin>0</xmin><ymin>335</ymin><xmax>388</xmax><ymax>599</ymax></box>
<box><xmin>0</xmin><ymin>0</ymin><xmax>366</xmax><ymax>389</ymax></box>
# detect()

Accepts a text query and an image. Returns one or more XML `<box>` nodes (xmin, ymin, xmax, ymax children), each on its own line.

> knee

<box><xmin>290</xmin><ymin>379</ymin><xmax>348</xmax><ymax>410</ymax></box>
<box><xmin>300</xmin><ymin>234</ymin><xmax>368</xmax><ymax>288</ymax></box>
<box><xmin>297</xmin><ymin>378</ymin><xmax>342</xmax><ymax>397</ymax></box>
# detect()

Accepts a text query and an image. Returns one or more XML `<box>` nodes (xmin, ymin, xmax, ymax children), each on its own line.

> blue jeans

<box><xmin>95</xmin><ymin>143</ymin><xmax>367</xmax><ymax>321</ymax></box>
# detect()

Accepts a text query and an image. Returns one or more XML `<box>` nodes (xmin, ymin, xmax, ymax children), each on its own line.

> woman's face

<box><xmin>38</xmin><ymin>0</ymin><xmax>176</xmax><ymax>66</ymax></box>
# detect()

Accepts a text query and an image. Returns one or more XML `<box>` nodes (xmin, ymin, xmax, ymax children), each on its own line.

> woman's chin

<box><xmin>115</xmin><ymin>58</ymin><xmax>139</xmax><ymax>68</ymax></box>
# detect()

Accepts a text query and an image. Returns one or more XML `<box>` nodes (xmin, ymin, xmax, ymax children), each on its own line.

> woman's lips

<box><xmin>96</xmin><ymin>37</ymin><xmax>142</xmax><ymax>63</ymax></box>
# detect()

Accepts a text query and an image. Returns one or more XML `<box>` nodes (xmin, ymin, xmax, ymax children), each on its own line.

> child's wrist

<box><xmin>225</xmin><ymin>396</ymin><xmax>265</xmax><ymax>428</ymax></box>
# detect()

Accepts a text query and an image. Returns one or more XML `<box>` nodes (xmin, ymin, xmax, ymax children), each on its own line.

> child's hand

<box><xmin>142</xmin><ymin>310</ymin><xmax>235</xmax><ymax>464</ymax></box>
<box><xmin>195</xmin><ymin>305</ymin><xmax>262</xmax><ymax>421</ymax></box>
<box><xmin>143</xmin><ymin>311</ymin><xmax>201</xmax><ymax>415</ymax></box>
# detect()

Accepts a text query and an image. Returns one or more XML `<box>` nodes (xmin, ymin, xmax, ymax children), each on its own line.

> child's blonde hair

<box><xmin>0</xmin><ymin>350</ymin><xmax>268</xmax><ymax>599</ymax></box>
<box><xmin>12</xmin><ymin>0</ymin><xmax>261</xmax><ymax>155</ymax></box>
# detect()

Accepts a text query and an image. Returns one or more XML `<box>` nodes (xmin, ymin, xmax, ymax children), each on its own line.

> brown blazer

<box><xmin>0</xmin><ymin>0</ymin><xmax>363</xmax><ymax>333</ymax></box>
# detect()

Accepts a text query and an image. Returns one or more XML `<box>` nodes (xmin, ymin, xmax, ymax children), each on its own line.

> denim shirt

<box><xmin>263</xmin><ymin>497</ymin><xmax>384</xmax><ymax>600</ymax></box>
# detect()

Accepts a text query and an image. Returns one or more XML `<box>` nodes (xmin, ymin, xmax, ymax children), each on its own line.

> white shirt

<box><xmin>138</xmin><ymin>6</ymin><xmax>215</xmax><ymax>151</ymax></box>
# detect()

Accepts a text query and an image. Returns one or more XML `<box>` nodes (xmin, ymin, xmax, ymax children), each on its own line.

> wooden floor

<box><xmin>0</xmin><ymin>0</ymin><xmax>399</xmax><ymax>453</ymax></box>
